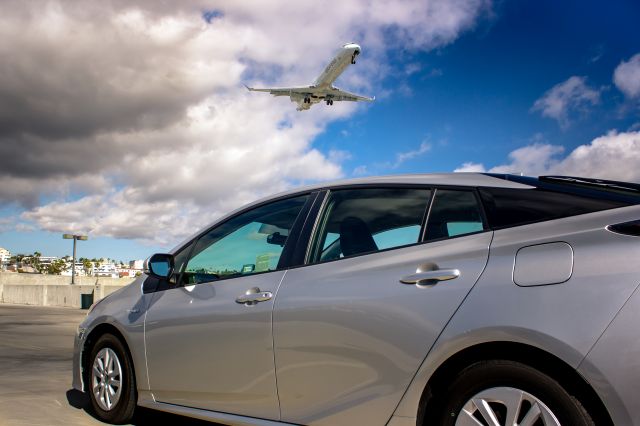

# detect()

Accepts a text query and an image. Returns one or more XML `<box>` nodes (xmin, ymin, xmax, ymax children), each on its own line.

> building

<box><xmin>61</xmin><ymin>262</ymin><xmax>87</xmax><ymax>276</ymax></box>
<box><xmin>93</xmin><ymin>263</ymin><xmax>119</xmax><ymax>278</ymax></box>
<box><xmin>116</xmin><ymin>267</ymin><xmax>141</xmax><ymax>278</ymax></box>
<box><xmin>37</xmin><ymin>256</ymin><xmax>60</xmax><ymax>268</ymax></box>
<box><xmin>0</xmin><ymin>247</ymin><xmax>11</xmax><ymax>267</ymax></box>
<box><xmin>129</xmin><ymin>259</ymin><xmax>144</xmax><ymax>270</ymax></box>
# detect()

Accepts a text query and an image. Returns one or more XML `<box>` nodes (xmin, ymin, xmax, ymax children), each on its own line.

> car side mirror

<box><xmin>144</xmin><ymin>253</ymin><xmax>174</xmax><ymax>279</ymax></box>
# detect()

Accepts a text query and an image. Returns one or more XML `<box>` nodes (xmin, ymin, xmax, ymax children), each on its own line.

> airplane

<box><xmin>245</xmin><ymin>43</ymin><xmax>374</xmax><ymax>111</ymax></box>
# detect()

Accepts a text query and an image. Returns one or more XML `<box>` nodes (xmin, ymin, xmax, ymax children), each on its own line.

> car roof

<box><xmin>275</xmin><ymin>173</ymin><xmax>533</xmax><ymax>195</ymax></box>
<box><xmin>169</xmin><ymin>173</ymin><xmax>531</xmax><ymax>254</ymax></box>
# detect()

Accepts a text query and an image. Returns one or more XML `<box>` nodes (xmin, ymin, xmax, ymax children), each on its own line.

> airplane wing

<box><xmin>245</xmin><ymin>84</ymin><xmax>374</xmax><ymax>111</ymax></box>
<box><xmin>327</xmin><ymin>86</ymin><xmax>375</xmax><ymax>102</ymax></box>
<box><xmin>245</xmin><ymin>85</ymin><xmax>313</xmax><ymax>97</ymax></box>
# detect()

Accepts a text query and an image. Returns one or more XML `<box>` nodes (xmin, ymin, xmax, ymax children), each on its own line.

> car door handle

<box><xmin>400</xmin><ymin>269</ymin><xmax>460</xmax><ymax>286</ymax></box>
<box><xmin>236</xmin><ymin>287</ymin><xmax>273</xmax><ymax>305</ymax></box>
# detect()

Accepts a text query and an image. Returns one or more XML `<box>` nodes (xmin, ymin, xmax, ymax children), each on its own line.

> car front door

<box><xmin>144</xmin><ymin>193</ymin><xmax>311</xmax><ymax>420</ymax></box>
<box><xmin>273</xmin><ymin>187</ymin><xmax>492</xmax><ymax>425</ymax></box>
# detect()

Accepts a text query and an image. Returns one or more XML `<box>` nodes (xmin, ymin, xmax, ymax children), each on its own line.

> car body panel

<box><xmin>273</xmin><ymin>231</ymin><xmax>492</xmax><ymax>425</ymax></box>
<box><xmin>578</xmin><ymin>283</ymin><xmax>640</xmax><ymax>426</ymax></box>
<box><xmin>393</xmin><ymin>204</ymin><xmax>640</xmax><ymax>419</ymax></box>
<box><xmin>143</xmin><ymin>271</ymin><xmax>286</xmax><ymax>420</ymax></box>
<box><xmin>137</xmin><ymin>399</ymin><xmax>299</xmax><ymax>426</ymax></box>
<box><xmin>73</xmin><ymin>277</ymin><xmax>151</xmax><ymax>394</ymax></box>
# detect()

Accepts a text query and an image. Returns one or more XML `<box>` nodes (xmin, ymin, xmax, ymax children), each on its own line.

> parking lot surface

<box><xmin>0</xmin><ymin>304</ymin><xmax>217</xmax><ymax>426</ymax></box>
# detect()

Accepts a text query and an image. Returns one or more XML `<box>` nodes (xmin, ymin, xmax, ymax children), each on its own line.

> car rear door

<box><xmin>272</xmin><ymin>187</ymin><xmax>493</xmax><ymax>425</ymax></box>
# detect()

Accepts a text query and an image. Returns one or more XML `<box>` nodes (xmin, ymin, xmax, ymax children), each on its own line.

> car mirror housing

<box><xmin>144</xmin><ymin>253</ymin><xmax>174</xmax><ymax>279</ymax></box>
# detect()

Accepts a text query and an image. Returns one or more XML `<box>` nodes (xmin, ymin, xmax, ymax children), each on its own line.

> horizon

<box><xmin>0</xmin><ymin>0</ymin><xmax>639</xmax><ymax>261</ymax></box>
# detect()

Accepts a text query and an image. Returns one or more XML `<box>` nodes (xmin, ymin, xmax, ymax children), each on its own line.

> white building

<box><xmin>61</xmin><ymin>262</ymin><xmax>87</xmax><ymax>276</ymax></box>
<box><xmin>93</xmin><ymin>263</ymin><xmax>119</xmax><ymax>278</ymax></box>
<box><xmin>0</xmin><ymin>247</ymin><xmax>11</xmax><ymax>265</ymax></box>
<box><xmin>129</xmin><ymin>259</ymin><xmax>144</xmax><ymax>270</ymax></box>
<box><xmin>37</xmin><ymin>256</ymin><xmax>60</xmax><ymax>268</ymax></box>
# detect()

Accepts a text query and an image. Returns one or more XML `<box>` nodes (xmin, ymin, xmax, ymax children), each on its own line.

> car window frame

<box><xmin>165</xmin><ymin>191</ymin><xmax>319</xmax><ymax>289</ymax></box>
<box><xmin>299</xmin><ymin>184</ymin><xmax>492</xmax><ymax>267</ymax></box>
<box><xmin>419</xmin><ymin>187</ymin><xmax>489</xmax><ymax>243</ymax></box>
<box><xmin>303</xmin><ymin>184</ymin><xmax>434</xmax><ymax>266</ymax></box>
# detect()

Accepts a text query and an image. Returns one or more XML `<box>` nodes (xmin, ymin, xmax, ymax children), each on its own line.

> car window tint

<box><xmin>182</xmin><ymin>194</ymin><xmax>309</xmax><ymax>285</ymax></box>
<box><xmin>479</xmin><ymin>187</ymin><xmax>629</xmax><ymax>229</ymax></box>
<box><xmin>425</xmin><ymin>190</ymin><xmax>485</xmax><ymax>241</ymax></box>
<box><xmin>311</xmin><ymin>188</ymin><xmax>431</xmax><ymax>262</ymax></box>
<box><xmin>373</xmin><ymin>225</ymin><xmax>422</xmax><ymax>249</ymax></box>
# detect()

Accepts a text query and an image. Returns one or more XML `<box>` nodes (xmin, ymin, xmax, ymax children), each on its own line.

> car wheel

<box><xmin>89</xmin><ymin>333</ymin><xmax>136</xmax><ymax>424</ymax></box>
<box><xmin>431</xmin><ymin>360</ymin><xmax>594</xmax><ymax>426</ymax></box>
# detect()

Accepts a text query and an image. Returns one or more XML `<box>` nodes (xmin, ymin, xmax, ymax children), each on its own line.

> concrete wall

<box><xmin>0</xmin><ymin>272</ymin><xmax>132</xmax><ymax>287</ymax></box>
<box><xmin>0</xmin><ymin>272</ymin><xmax>135</xmax><ymax>308</ymax></box>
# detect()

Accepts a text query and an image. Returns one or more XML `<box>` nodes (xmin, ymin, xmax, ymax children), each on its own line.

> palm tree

<box><xmin>82</xmin><ymin>259</ymin><xmax>93</xmax><ymax>276</ymax></box>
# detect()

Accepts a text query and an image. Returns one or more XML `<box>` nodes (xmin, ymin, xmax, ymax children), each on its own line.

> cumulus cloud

<box><xmin>3</xmin><ymin>0</ymin><xmax>491</xmax><ymax>246</ymax></box>
<box><xmin>531</xmin><ymin>76</ymin><xmax>601</xmax><ymax>128</ymax></box>
<box><xmin>454</xmin><ymin>130</ymin><xmax>640</xmax><ymax>182</ymax></box>
<box><xmin>613</xmin><ymin>53</ymin><xmax>640</xmax><ymax>99</ymax></box>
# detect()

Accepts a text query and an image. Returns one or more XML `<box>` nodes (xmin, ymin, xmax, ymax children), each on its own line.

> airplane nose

<box><xmin>344</xmin><ymin>42</ymin><xmax>361</xmax><ymax>52</ymax></box>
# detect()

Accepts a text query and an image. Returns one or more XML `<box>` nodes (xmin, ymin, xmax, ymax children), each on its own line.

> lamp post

<box><xmin>62</xmin><ymin>234</ymin><xmax>88</xmax><ymax>284</ymax></box>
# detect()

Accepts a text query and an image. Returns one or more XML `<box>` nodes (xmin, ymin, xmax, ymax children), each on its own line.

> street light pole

<box><xmin>72</xmin><ymin>238</ymin><xmax>77</xmax><ymax>283</ymax></box>
<box><xmin>63</xmin><ymin>234</ymin><xmax>88</xmax><ymax>284</ymax></box>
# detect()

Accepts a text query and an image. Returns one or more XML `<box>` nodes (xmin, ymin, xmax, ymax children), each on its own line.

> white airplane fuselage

<box><xmin>313</xmin><ymin>43</ymin><xmax>361</xmax><ymax>88</ymax></box>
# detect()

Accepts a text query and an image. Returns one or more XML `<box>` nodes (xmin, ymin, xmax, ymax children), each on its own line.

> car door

<box><xmin>144</xmin><ymin>193</ymin><xmax>312</xmax><ymax>420</ymax></box>
<box><xmin>273</xmin><ymin>187</ymin><xmax>493</xmax><ymax>425</ymax></box>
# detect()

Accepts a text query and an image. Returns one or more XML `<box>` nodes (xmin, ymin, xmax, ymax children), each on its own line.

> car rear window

<box><xmin>479</xmin><ymin>187</ymin><xmax>630</xmax><ymax>229</ymax></box>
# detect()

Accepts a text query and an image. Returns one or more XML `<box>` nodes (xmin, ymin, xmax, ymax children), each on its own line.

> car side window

<box><xmin>424</xmin><ymin>189</ymin><xmax>485</xmax><ymax>241</ymax></box>
<box><xmin>310</xmin><ymin>188</ymin><xmax>431</xmax><ymax>263</ymax></box>
<box><xmin>181</xmin><ymin>194</ymin><xmax>309</xmax><ymax>285</ymax></box>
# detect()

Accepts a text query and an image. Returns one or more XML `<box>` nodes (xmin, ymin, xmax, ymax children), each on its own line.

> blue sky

<box><xmin>0</xmin><ymin>0</ymin><xmax>639</xmax><ymax>262</ymax></box>
<box><xmin>314</xmin><ymin>0</ymin><xmax>640</xmax><ymax>175</ymax></box>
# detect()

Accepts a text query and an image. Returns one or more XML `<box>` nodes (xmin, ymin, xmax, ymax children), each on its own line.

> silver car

<box><xmin>72</xmin><ymin>173</ymin><xmax>640</xmax><ymax>426</ymax></box>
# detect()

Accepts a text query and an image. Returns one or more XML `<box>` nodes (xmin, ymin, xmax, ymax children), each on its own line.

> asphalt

<box><xmin>0</xmin><ymin>304</ymin><xmax>217</xmax><ymax>426</ymax></box>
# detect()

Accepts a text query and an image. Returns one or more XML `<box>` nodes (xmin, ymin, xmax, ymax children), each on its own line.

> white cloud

<box><xmin>531</xmin><ymin>76</ymin><xmax>601</xmax><ymax>128</ymax></box>
<box><xmin>454</xmin><ymin>162</ymin><xmax>487</xmax><ymax>173</ymax></box>
<box><xmin>488</xmin><ymin>144</ymin><xmax>565</xmax><ymax>174</ymax></box>
<box><xmin>454</xmin><ymin>130</ymin><xmax>640</xmax><ymax>182</ymax></box>
<box><xmin>613</xmin><ymin>53</ymin><xmax>640</xmax><ymax>99</ymax></box>
<box><xmin>352</xmin><ymin>165</ymin><xmax>369</xmax><ymax>176</ymax></box>
<box><xmin>0</xmin><ymin>217</ymin><xmax>14</xmax><ymax>233</ymax></box>
<box><xmin>4</xmin><ymin>0</ymin><xmax>491</xmax><ymax>247</ymax></box>
<box><xmin>392</xmin><ymin>141</ymin><xmax>432</xmax><ymax>168</ymax></box>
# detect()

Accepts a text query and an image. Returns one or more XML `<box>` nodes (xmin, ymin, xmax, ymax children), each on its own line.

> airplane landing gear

<box><xmin>326</xmin><ymin>99</ymin><xmax>333</xmax><ymax>105</ymax></box>
<box><xmin>304</xmin><ymin>96</ymin><xmax>311</xmax><ymax>104</ymax></box>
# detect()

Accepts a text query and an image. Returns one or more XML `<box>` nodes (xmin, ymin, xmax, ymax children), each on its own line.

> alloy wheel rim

<box><xmin>91</xmin><ymin>347</ymin><xmax>123</xmax><ymax>411</ymax></box>
<box><xmin>454</xmin><ymin>386</ymin><xmax>561</xmax><ymax>426</ymax></box>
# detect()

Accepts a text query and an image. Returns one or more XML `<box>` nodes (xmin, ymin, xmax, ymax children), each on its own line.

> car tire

<box><xmin>88</xmin><ymin>333</ymin><xmax>137</xmax><ymax>424</ymax></box>
<box><xmin>429</xmin><ymin>360</ymin><xmax>594</xmax><ymax>426</ymax></box>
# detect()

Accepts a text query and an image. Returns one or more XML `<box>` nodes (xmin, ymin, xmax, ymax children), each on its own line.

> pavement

<box><xmin>0</xmin><ymin>304</ymin><xmax>217</xmax><ymax>426</ymax></box>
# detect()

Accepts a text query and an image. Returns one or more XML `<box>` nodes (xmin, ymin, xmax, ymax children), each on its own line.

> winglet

<box><xmin>244</xmin><ymin>84</ymin><xmax>254</xmax><ymax>91</ymax></box>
